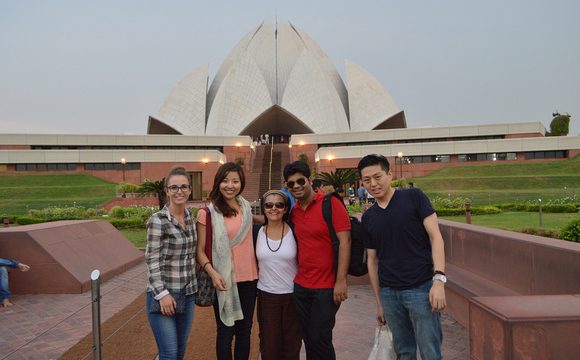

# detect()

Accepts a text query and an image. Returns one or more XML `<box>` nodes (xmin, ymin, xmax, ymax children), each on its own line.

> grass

<box><xmin>413</xmin><ymin>157</ymin><xmax>580</xmax><ymax>204</ymax></box>
<box><xmin>440</xmin><ymin>212</ymin><xmax>580</xmax><ymax>232</ymax></box>
<box><xmin>119</xmin><ymin>228</ymin><xmax>147</xmax><ymax>248</ymax></box>
<box><xmin>0</xmin><ymin>174</ymin><xmax>116</xmax><ymax>216</ymax></box>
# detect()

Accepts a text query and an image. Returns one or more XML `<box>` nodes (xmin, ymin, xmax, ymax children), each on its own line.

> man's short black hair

<box><xmin>357</xmin><ymin>154</ymin><xmax>390</xmax><ymax>176</ymax></box>
<box><xmin>312</xmin><ymin>179</ymin><xmax>323</xmax><ymax>191</ymax></box>
<box><xmin>283</xmin><ymin>161</ymin><xmax>311</xmax><ymax>181</ymax></box>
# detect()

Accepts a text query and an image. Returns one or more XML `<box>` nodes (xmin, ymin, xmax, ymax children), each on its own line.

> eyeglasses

<box><xmin>264</xmin><ymin>202</ymin><xmax>285</xmax><ymax>210</ymax></box>
<box><xmin>167</xmin><ymin>184</ymin><xmax>191</xmax><ymax>193</ymax></box>
<box><xmin>286</xmin><ymin>177</ymin><xmax>307</xmax><ymax>188</ymax></box>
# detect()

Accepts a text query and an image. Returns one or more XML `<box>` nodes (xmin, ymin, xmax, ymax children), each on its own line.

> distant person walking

<box><xmin>145</xmin><ymin>167</ymin><xmax>197</xmax><ymax>360</ymax></box>
<box><xmin>196</xmin><ymin>162</ymin><xmax>258</xmax><ymax>360</ymax></box>
<box><xmin>357</xmin><ymin>184</ymin><xmax>366</xmax><ymax>205</ymax></box>
<box><xmin>0</xmin><ymin>258</ymin><xmax>30</xmax><ymax>308</ymax></box>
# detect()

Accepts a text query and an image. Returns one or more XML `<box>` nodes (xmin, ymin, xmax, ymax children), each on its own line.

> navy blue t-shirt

<box><xmin>362</xmin><ymin>188</ymin><xmax>435</xmax><ymax>289</ymax></box>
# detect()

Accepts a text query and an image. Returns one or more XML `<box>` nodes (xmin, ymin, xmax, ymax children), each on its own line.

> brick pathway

<box><xmin>301</xmin><ymin>284</ymin><xmax>469</xmax><ymax>359</ymax></box>
<box><xmin>0</xmin><ymin>263</ymin><xmax>147</xmax><ymax>360</ymax></box>
<box><xmin>1</xmin><ymin>267</ymin><xmax>469</xmax><ymax>360</ymax></box>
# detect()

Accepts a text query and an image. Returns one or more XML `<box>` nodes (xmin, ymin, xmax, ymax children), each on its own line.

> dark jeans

<box><xmin>257</xmin><ymin>290</ymin><xmax>302</xmax><ymax>360</ymax></box>
<box><xmin>213</xmin><ymin>280</ymin><xmax>258</xmax><ymax>360</ymax></box>
<box><xmin>146</xmin><ymin>291</ymin><xmax>195</xmax><ymax>360</ymax></box>
<box><xmin>293</xmin><ymin>283</ymin><xmax>339</xmax><ymax>360</ymax></box>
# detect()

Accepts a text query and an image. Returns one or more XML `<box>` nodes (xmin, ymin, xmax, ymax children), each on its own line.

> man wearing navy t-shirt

<box><xmin>357</xmin><ymin>154</ymin><xmax>446</xmax><ymax>360</ymax></box>
<box><xmin>283</xmin><ymin>161</ymin><xmax>351</xmax><ymax>360</ymax></box>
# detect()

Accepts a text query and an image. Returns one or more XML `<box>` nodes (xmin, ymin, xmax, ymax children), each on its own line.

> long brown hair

<box><xmin>209</xmin><ymin>162</ymin><xmax>246</xmax><ymax>217</ymax></box>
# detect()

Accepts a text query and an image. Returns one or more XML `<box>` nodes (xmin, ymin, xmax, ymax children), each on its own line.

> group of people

<box><xmin>145</xmin><ymin>153</ymin><xmax>447</xmax><ymax>360</ymax></box>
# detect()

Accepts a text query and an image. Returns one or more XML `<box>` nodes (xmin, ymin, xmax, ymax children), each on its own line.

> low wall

<box><xmin>438</xmin><ymin>220</ymin><xmax>580</xmax><ymax>360</ymax></box>
<box><xmin>0</xmin><ymin>220</ymin><xmax>143</xmax><ymax>294</ymax></box>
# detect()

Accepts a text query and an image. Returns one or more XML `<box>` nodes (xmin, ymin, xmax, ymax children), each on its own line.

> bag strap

<box><xmin>322</xmin><ymin>192</ymin><xmax>344</xmax><ymax>274</ymax></box>
<box><xmin>204</xmin><ymin>207</ymin><xmax>212</xmax><ymax>263</ymax></box>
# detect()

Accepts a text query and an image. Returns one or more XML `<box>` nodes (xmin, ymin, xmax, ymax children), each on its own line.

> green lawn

<box><xmin>119</xmin><ymin>228</ymin><xmax>147</xmax><ymax>248</ymax></box>
<box><xmin>440</xmin><ymin>212</ymin><xmax>579</xmax><ymax>232</ymax></box>
<box><xmin>0</xmin><ymin>174</ymin><xmax>116</xmax><ymax>216</ymax></box>
<box><xmin>413</xmin><ymin>157</ymin><xmax>580</xmax><ymax>204</ymax></box>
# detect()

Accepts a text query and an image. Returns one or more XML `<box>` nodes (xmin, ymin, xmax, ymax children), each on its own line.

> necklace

<box><xmin>264</xmin><ymin>222</ymin><xmax>284</xmax><ymax>252</ymax></box>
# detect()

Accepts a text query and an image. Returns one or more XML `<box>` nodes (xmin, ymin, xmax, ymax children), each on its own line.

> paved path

<box><xmin>1</xmin><ymin>265</ymin><xmax>469</xmax><ymax>359</ymax></box>
<box><xmin>0</xmin><ymin>263</ymin><xmax>147</xmax><ymax>360</ymax></box>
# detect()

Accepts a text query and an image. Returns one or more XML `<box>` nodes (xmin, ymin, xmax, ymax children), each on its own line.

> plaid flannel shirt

<box><xmin>145</xmin><ymin>206</ymin><xmax>197</xmax><ymax>296</ymax></box>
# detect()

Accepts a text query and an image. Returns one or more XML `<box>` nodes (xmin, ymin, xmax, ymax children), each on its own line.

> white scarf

<box><xmin>209</xmin><ymin>197</ymin><xmax>252</xmax><ymax>326</ymax></box>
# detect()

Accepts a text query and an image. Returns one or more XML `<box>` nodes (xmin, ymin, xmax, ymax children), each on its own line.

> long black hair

<box><xmin>209</xmin><ymin>162</ymin><xmax>246</xmax><ymax>217</ymax></box>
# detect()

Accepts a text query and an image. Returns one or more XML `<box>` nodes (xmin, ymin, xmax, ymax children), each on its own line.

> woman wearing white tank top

<box><xmin>255</xmin><ymin>190</ymin><xmax>302</xmax><ymax>360</ymax></box>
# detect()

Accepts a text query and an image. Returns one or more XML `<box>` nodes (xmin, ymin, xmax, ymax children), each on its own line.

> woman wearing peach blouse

<box><xmin>196</xmin><ymin>162</ymin><xmax>258</xmax><ymax>360</ymax></box>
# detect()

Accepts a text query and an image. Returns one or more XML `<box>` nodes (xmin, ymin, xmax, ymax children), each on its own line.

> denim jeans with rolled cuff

<box><xmin>146</xmin><ymin>290</ymin><xmax>196</xmax><ymax>360</ymax></box>
<box><xmin>380</xmin><ymin>280</ymin><xmax>442</xmax><ymax>360</ymax></box>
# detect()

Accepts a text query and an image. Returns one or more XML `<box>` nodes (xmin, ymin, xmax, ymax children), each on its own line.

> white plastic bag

<box><xmin>368</xmin><ymin>325</ymin><xmax>397</xmax><ymax>360</ymax></box>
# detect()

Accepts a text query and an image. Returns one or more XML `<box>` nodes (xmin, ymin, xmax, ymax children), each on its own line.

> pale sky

<box><xmin>1</xmin><ymin>0</ymin><xmax>578</xmax><ymax>135</ymax></box>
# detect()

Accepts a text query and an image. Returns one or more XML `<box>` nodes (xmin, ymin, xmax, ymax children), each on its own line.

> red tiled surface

<box><xmin>0</xmin><ymin>263</ymin><xmax>147</xmax><ymax>360</ymax></box>
<box><xmin>1</xmin><ymin>267</ymin><xmax>469</xmax><ymax>359</ymax></box>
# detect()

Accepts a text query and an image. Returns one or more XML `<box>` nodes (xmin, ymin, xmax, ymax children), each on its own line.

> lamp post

<box><xmin>120</xmin><ymin>158</ymin><xmax>126</xmax><ymax>183</ymax></box>
<box><xmin>538</xmin><ymin>198</ymin><xmax>543</xmax><ymax>227</ymax></box>
<box><xmin>397</xmin><ymin>152</ymin><xmax>403</xmax><ymax>179</ymax></box>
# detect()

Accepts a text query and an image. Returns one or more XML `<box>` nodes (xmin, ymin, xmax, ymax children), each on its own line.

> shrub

<box><xmin>16</xmin><ymin>216</ymin><xmax>48</xmax><ymax>225</ymax></box>
<box><xmin>559</xmin><ymin>219</ymin><xmax>580</xmax><ymax>242</ymax></box>
<box><xmin>346</xmin><ymin>202</ymin><xmax>363</xmax><ymax>215</ymax></box>
<box><xmin>524</xmin><ymin>204</ymin><xmax>577</xmax><ymax>213</ymax></box>
<box><xmin>430</xmin><ymin>196</ymin><xmax>472</xmax><ymax>209</ymax></box>
<box><xmin>28</xmin><ymin>206</ymin><xmax>86</xmax><ymax>220</ymax></box>
<box><xmin>116</xmin><ymin>182</ymin><xmax>141</xmax><ymax>194</ymax></box>
<box><xmin>471</xmin><ymin>206</ymin><xmax>501</xmax><ymax>215</ymax></box>
<box><xmin>435</xmin><ymin>208</ymin><xmax>465</xmax><ymax>216</ymax></box>
<box><xmin>520</xmin><ymin>228</ymin><xmax>560</xmax><ymax>239</ymax></box>
<box><xmin>390</xmin><ymin>178</ymin><xmax>408</xmax><ymax>189</ymax></box>
<box><xmin>109</xmin><ymin>206</ymin><xmax>155</xmax><ymax>220</ymax></box>
<box><xmin>108</xmin><ymin>217</ymin><xmax>146</xmax><ymax>229</ymax></box>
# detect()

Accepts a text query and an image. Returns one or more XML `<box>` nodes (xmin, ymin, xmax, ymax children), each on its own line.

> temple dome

<box><xmin>149</xmin><ymin>21</ymin><xmax>404</xmax><ymax>137</ymax></box>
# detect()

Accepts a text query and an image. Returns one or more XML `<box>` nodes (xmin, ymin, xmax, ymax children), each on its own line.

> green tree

<box><xmin>298</xmin><ymin>153</ymin><xmax>309</xmax><ymax>163</ymax></box>
<box><xmin>317</xmin><ymin>169</ymin><xmax>358</xmax><ymax>192</ymax></box>
<box><xmin>547</xmin><ymin>113</ymin><xmax>571</xmax><ymax>136</ymax></box>
<box><xmin>138</xmin><ymin>178</ymin><xmax>166</xmax><ymax>210</ymax></box>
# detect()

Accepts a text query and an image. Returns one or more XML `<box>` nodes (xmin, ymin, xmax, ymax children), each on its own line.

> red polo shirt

<box><xmin>291</xmin><ymin>191</ymin><xmax>351</xmax><ymax>289</ymax></box>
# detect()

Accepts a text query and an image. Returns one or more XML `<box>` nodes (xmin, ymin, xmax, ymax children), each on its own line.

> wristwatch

<box><xmin>433</xmin><ymin>274</ymin><xmax>447</xmax><ymax>284</ymax></box>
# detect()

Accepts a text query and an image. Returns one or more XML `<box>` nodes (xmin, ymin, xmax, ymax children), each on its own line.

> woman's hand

<box><xmin>159</xmin><ymin>294</ymin><xmax>176</xmax><ymax>316</ymax></box>
<box><xmin>209</xmin><ymin>270</ymin><xmax>227</xmax><ymax>291</ymax></box>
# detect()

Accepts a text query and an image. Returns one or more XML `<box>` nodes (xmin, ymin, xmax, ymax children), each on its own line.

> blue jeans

<box><xmin>147</xmin><ymin>291</ymin><xmax>196</xmax><ymax>360</ymax></box>
<box><xmin>0</xmin><ymin>267</ymin><xmax>10</xmax><ymax>302</ymax></box>
<box><xmin>380</xmin><ymin>281</ymin><xmax>442</xmax><ymax>360</ymax></box>
<box><xmin>0</xmin><ymin>258</ymin><xmax>19</xmax><ymax>303</ymax></box>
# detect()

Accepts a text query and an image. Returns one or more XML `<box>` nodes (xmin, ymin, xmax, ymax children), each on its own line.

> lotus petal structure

<box><xmin>148</xmin><ymin>22</ymin><xmax>406</xmax><ymax>137</ymax></box>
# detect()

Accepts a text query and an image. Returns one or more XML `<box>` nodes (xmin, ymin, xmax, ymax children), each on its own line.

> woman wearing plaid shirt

<box><xmin>145</xmin><ymin>167</ymin><xmax>197</xmax><ymax>360</ymax></box>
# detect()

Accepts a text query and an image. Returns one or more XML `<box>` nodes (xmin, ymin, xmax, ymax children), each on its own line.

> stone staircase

<box><xmin>243</xmin><ymin>144</ymin><xmax>290</xmax><ymax>202</ymax></box>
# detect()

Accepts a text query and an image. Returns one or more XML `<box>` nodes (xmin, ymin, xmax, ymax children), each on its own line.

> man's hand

<box><xmin>376</xmin><ymin>305</ymin><xmax>386</xmax><ymax>326</ymax></box>
<box><xmin>429</xmin><ymin>281</ymin><xmax>446</xmax><ymax>312</ymax></box>
<box><xmin>160</xmin><ymin>294</ymin><xmax>176</xmax><ymax>316</ymax></box>
<box><xmin>18</xmin><ymin>263</ymin><xmax>30</xmax><ymax>272</ymax></box>
<box><xmin>333</xmin><ymin>278</ymin><xmax>348</xmax><ymax>305</ymax></box>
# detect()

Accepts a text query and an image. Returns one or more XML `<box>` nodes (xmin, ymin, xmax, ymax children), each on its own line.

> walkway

<box><xmin>0</xmin><ymin>264</ymin><xmax>469</xmax><ymax>359</ymax></box>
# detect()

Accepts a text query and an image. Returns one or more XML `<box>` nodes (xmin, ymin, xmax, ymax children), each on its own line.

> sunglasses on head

<box><xmin>286</xmin><ymin>177</ymin><xmax>307</xmax><ymax>188</ymax></box>
<box><xmin>264</xmin><ymin>202</ymin><xmax>285</xmax><ymax>210</ymax></box>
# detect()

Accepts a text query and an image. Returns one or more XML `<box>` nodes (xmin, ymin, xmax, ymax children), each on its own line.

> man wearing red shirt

<box><xmin>283</xmin><ymin>161</ymin><xmax>351</xmax><ymax>360</ymax></box>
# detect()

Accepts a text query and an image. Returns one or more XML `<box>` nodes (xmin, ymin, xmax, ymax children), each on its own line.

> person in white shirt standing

<box><xmin>255</xmin><ymin>190</ymin><xmax>302</xmax><ymax>360</ymax></box>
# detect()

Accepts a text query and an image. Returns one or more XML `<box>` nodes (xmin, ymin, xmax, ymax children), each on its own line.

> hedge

<box><xmin>108</xmin><ymin>217</ymin><xmax>146</xmax><ymax>229</ymax></box>
<box><xmin>16</xmin><ymin>216</ymin><xmax>49</xmax><ymax>225</ymax></box>
<box><xmin>493</xmin><ymin>203</ymin><xmax>577</xmax><ymax>213</ymax></box>
<box><xmin>435</xmin><ymin>206</ymin><xmax>501</xmax><ymax>216</ymax></box>
<box><xmin>559</xmin><ymin>219</ymin><xmax>580</xmax><ymax>242</ymax></box>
